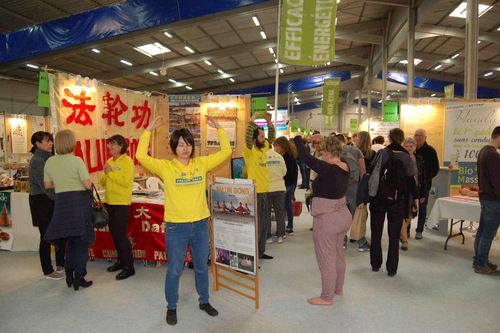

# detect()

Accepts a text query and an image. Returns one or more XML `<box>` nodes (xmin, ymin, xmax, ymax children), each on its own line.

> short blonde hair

<box><xmin>54</xmin><ymin>129</ymin><xmax>76</xmax><ymax>155</ymax></box>
<box><xmin>322</xmin><ymin>136</ymin><xmax>343</xmax><ymax>158</ymax></box>
<box><xmin>403</xmin><ymin>136</ymin><xmax>417</xmax><ymax>146</ymax></box>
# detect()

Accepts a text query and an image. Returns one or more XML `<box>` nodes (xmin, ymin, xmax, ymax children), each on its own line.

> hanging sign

<box><xmin>38</xmin><ymin>72</ymin><xmax>50</xmax><ymax>107</ymax></box>
<box><xmin>350</xmin><ymin>118</ymin><xmax>358</xmax><ymax>132</ymax></box>
<box><xmin>279</xmin><ymin>0</ymin><xmax>337</xmax><ymax>66</ymax></box>
<box><xmin>382</xmin><ymin>101</ymin><xmax>399</xmax><ymax>122</ymax></box>
<box><xmin>322</xmin><ymin>78</ymin><xmax>341</xmax><ymax>116</ymax></box>
<box><xmin>444</xmin><ymin>84</ymin><xmax>455</xmax><ymax>98</ymax></box>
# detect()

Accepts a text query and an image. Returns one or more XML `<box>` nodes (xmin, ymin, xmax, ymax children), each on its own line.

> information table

<box><xmin>427</xmin><ymin>195</ymin><xmax>480</xmax><ymax>250</ymax></box>
<box><xmin>89</xmin><ymin>192</ymin><xmax>186</xmax><ymax>263</ymax></box>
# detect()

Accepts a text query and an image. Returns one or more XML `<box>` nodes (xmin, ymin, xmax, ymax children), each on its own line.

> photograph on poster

<box><xmin>215</xmin><ymin>247</ymin><xmax>230</xmax><ymax>266</ymax></box>
<box><xmin>238</xmin><ymin>253</ymin><xmax>255</xmax><ymax>273</ymax></box>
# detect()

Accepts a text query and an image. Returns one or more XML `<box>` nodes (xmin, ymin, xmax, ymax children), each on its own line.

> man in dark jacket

<box><xmin>473</xmin><ymin>126</ymin><xmax>500</xmax><ymax>275</ymax></box>
<box><xmin>368</xmin><ymin>128</ymin><xmax>418</xmax><ymax>277</ymax></box>
<box><xmin>414</xmin><ymin>128</ymin><xmax>440</xmax><ymax>239</ymax></box>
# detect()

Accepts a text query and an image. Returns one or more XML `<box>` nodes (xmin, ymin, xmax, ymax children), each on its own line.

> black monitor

<box><xmin>230</xmin><ymin>157</ymin><xmax>246</xmax><ymax>179</ymax></box>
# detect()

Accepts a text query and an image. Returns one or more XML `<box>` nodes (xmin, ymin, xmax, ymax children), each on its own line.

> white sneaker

<box><xmin>44</xmin><ymin>271</ymin><xmax>64</xmax><ymax>280</ymax></box>
<box><xmin>266</xmin><ymin>237</ymin><xmax>273</xmax><ymax>244</ymax></box>
<box><xmin>277</xmin><ymin>237</ymin><xmax>284</xmax><ymax>244</ymax></box>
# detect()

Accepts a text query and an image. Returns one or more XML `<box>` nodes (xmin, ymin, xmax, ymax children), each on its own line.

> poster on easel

<box><xmin>211</xmin><ymin>179</ymin><xmax>256</xmax><ymax>275</ymax></box>
<box><xmin>0</xmin><ymin>191</ymin><xmax>13</xmax><ymax>251</ymax></box>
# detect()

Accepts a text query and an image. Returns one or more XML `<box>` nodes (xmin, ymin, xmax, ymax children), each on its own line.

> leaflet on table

<box><xmin>211</xmin><ymin>181</ymin><xmax>257</xmax><ymax>275</ymax></box>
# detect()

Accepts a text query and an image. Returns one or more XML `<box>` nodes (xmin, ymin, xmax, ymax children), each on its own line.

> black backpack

<box><xmin>376</xmin><ymin>149</ymin><xmax>407</xmax><ymax>203</ymax></box>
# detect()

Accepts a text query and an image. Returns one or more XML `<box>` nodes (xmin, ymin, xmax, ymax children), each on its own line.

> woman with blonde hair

<box><xmin>294</xmin><ymin>134</ymin><xmax>351</xmax><ymax>306</ymax></box>
<box><xmin>356</xmin><ymin>131</ymin><xmax>375</xmax><ymax>171</ymax></box>
<box><xmin>44</xmin><ymin>129</ymin><xmax>94</xmax><ymax>290</ymax></box>
<box><xmin>400</xmin><ymin>137</ymin><xmax>426</xmax><ymax>250</ymax></box>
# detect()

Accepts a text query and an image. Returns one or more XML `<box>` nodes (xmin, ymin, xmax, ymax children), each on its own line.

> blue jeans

<box><xmin>165</xmin><ymin>219</ymin><xmax>209</xmax><ymax>310</ymax></box>
<box><xmin>416</xmin><ymin>193</ymin><xmax>430</xmax><ymax>233</ymax></box>
<box><xmin>65</xmin><ymin>237</ymin><xmax>89</xmax><ymax>278</ymax></box>
<box><xmin>284</xmin><ymin>185</ymin><xmax>295</xmax><ymax>229</ymax></box>
<box><xmin>257</xmin><ymin>193</ymin><xmax>269</xmax><ymax>256</ymax></box>
<box><xmin>473</xmin><ymin>199</ymin><xmax>500</xmax><ymax>267</ymax></box>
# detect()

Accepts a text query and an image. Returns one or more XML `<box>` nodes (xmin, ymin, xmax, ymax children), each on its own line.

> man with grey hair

<box><xmin>414</xmin><ymin>128</ymin><xmax>439</xmax><ymax>239</ymax></box>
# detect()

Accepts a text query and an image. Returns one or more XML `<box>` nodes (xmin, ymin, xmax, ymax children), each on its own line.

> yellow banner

<box><xmin>279</xmin><ymin>0</ymin><xmax>337</xmax><ymax>66</ymax></box>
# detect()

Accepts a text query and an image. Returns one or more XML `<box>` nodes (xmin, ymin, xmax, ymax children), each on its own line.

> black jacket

<box><xmin>416</xmin><ymin>142</ymin><xmax>439</xmax><ymax>194</ymax></box>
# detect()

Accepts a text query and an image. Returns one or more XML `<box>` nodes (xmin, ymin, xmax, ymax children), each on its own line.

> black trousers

<box><xmin>29</xmin><ymin>194</ymin><xmax>66</xmax><ymax>275</ymax></box>
<box><xmin>106</xmin><ymin>204</ymin><xmax>134</xmax><ymax>268</ymax></box>
<box><xmin>369</xmin><ymin>198</ymin><xmax>403</xmax><ymax>274</ymax></box>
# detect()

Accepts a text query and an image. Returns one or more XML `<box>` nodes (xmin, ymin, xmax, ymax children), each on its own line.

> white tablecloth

<box><xmin>427</xmin><ymin>195</ymin><xmax>480</xmax><ymax>225</ymax></box>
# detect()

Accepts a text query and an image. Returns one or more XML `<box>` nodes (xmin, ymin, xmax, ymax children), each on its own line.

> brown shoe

<box><xmin>474</xmin><ymin>265</ymin><xmax>500</xmax><ymax>275</ymax></box>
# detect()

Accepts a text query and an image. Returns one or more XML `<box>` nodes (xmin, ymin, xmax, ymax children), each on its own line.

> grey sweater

<box><xmin>29</xmin><ymin>148</ymin><xmax>55</xmax><ymax>200</ymax></box>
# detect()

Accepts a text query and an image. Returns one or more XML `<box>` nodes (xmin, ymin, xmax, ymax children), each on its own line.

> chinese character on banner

<box><xmin>131</xmin><ymin>100</ymin><xmax>152</xmax><ymax>129</ymax></box>
<box><xmin>62</xmin><ymin>88</ymin><xmax>96</xmax><ymax>125</ymax></box>
<box><xmin>102</xmin><ymin>92</ymin><xmax>128</xmax><ymax>126</ymax></box>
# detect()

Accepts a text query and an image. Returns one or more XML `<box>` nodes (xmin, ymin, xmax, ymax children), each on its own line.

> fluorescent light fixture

<box><xmin>434</xmin><ymin>64</ymin><xmax>442</xmax><ymax>70</ymax></box>
<box><xmin>497</xmin><ymin>26</ymin><xmax>500</xmax><ymax>31</ymax></box>
<box><xmin>326</xmin><ymin>62</ymin><xmax>331</xmax><ymax>65</ymax></box>
<box><xmin>186</xmin><ymin>86</ymin><xmax>192</xmax><ymax>90</ymax></box>
<box><xmin>168</xmin><ymin>79</ymin><xmax>177</xmax><ymax>83</ymax></box>
<box><xmin>164</xmin><ymin>31</ymin><xmax>173</xmax><ymax>38</ymax></box>
<box><xmin>275</xmin><ymin>59</ymin><xmax>278</xmax><ymax>63</ymax></box>
<box><xmin>386</xmin><ymin>95</ymin><xmax>391</xmax><ymax>99</ymax></box>
<box><xmin>280</xmin><ymin>68</ymin><xmax>284</xmax><ymax>74</ymax></box>
<box><xmin>92</xmin><ymin>49</ymin><xmax>100</xmax><ymax>53</ymax></box>
<box><xmin>149</xmin><ymin>71</ymin><xmax>158</xmax><ymax>76</ymax></box>
<box><xmin>26</xmin><ymin>64</ymin><xmax>39</xmax><ymax>69</ymax></box>
<box><xmin>135</xmin><ymin>43</ymin><xmax>170</xmax><ymax>57</ymax></box>
<box><xmin>431</xmin><ymin>93</ymin><xmax>436</xmax><ymax>97</ymax></box>
<box><xmin>399</xmin><ymin>58</ymin><xmax>422</xmax><ymax>66</ymax></box>
<box><xmin>451</xmin><ymin>53</ymin><xmax>459</xmax><ymax>59</ymax></box>
<box><xmin>120</xmin><ymin>60</ymin><xmax>133</xmax><ymax>66</ymax></box>
<box><xmin>229</xmin><ymin>78</ymin><xmax>235</xmax><ymax>82</ymax></box>
<box><xmin>378</xmin><ymin>99</ymin><xmax>382</xmax><ymax>103</ymax></box>
<box><xmin>218</xmin><ymin>69</ymin><xmax>225</xmax><ymax>75</ymax></box>
<box><xmin>294</xmin><ymin>97</ymin><xmax>299</xmax><ymax>102</ymax></box>
<box><xmin>477</xmin><ymin>40</ymin><xmax>481</xmax><ymax>44</ymax></box>
<box><xmin>484</xmin><ymin>72</ymin><xmax>493</xmax><ymax>77</ymax></box>
<box><xmin>75</xmin><ymin>75</ymin><xmax>82</xmax><ymax>87</ymax></box>
<box><xmin>204</xmin><ymin>60</ymin><xmax>212</xmax><ymax>66</ymax></box>
<box><xmin>260</xmin><ymin>31</ymin><xmax>267</xmax><ymax>39</ymax></box>
<box><xmin>252</xmin><ymin>15</ymin><xmax>260</xmax><ymax>26</ymax></box>
<box><xmin>269</xmin><ymin>47</ymin><xmax>274</xmax><ymax>54</ymax></box>
<box><xmin>449</xmin><ymin>3</ymin><xmax>492</xmax><ymax>18</ymax></box>
<box><xmin>184</xmin><ymin>43</ymin><xmax>195</xmax><ymax>53</ymax></box>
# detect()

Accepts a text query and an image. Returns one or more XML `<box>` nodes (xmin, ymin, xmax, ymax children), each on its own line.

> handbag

<box><xmin>87</xmin><ymin>184</ymin><xmax>109</xmax><ymax>229</ymax></box>
<box><xmin>350</xmin><ymin>203</ymin><xmax>368</xmax><ymax>241</ymax></box>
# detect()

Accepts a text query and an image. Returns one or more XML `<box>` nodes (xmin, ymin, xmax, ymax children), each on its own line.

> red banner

<box><xmin>89</xmin><ymin>202</ymin><xmax>191</xmax><ymax>262</ymax></box>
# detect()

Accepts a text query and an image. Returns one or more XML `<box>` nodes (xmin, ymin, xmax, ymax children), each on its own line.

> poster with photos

<box><xmin>168</xmin><ymin>95</ymin><xmax>202</xmax><ymax>146</ymax></box>
<box><xmin>206</xmin><ymin>120</ymin><xmax>236</xmax><ymax>147</ymax></box>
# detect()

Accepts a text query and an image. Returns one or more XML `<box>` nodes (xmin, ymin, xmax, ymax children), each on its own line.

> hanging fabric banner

<box><xmin>279</xmin><ymin>0</ymin><xmax>337</xmax><ymax>66</ymax></box>
<box><xmin>38</xmin><ymin>72</ymin><xmax>50</xmax><ymax>107</ymax></box>
<box><xmin>444</xmin><ymin>84</ymin><xmax>454</xmax><ymax>98</ymax></box>
<box><xmin>350</xmin><ymin>118</ymin><xmax>358</xmax><ymax>132</ymax></box>
<box><xmin>322</xmin><ymin>78</ymin><xmax>341</xmax><ymax>116</ymax></box>
<box><xmin>382</xmin><ymin>101</ymin><xmax>399</xmax><ymax>122</ymax></box>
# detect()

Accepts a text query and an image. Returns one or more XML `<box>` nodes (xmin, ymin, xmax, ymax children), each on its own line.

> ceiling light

<box><xmin>186</xmin><ymin>86</ymin><xmax>192</xmax><ymax>90</ymax></box>
<box><xmin>449</xmin><ymin>3</ymin><xmax>492</xmax><ymax>18</ymax></box>
<box><xmin>378</xmin><ymin>100</ymin><xmax>382</xmax><ymax>103</ymax></box>
<box><xmin>159</xmin><ymin>67</ymin><xmax>167</xmax><ymax>76</ymax></box>
<box><xmin>484</xmin><ymin>72</ymin><xmax>493</xmax><ymax>77</ymax></box>
<box><xmin>434</xmin><ymin>64</ymin><xmax>442</xmax><ymax>70</ymax></box>
<box><xmin>120</xmin><ymin>60</ymin><xmax>133</xmax><ymax>66</ymax></box>
<box><xmin>399</xmin><ymin>58</ymin><xmax>422</xmax><ymax>66</ymax></box>
<box><xmin>229</xmin><ymin>78</ymin><xmax>235</xmax><ymax>82</ymax></box>
<box><xmin>280</xmin><ymin>68</ymin><xmax>284</xmax><ymax>74</ymax></box>
<box><xmin>184</xmin><ymin>43</ymin><xmax>195</xmax><ymax>53</ymax></box>
<box><xmin>168</xmin><ymin>79</ymin><xmax>177</xmax><ymax>83</ymax></box>
<box><xmin>204</xmin><ymin>60</ymin><xmax>212</xmax><ymax>66</ymax></box>
<box><xmin>497</xmin><ymin>26</ymin><xmax>500</xmax><ymax>31</ymax></box>
<box><xmin>164</xmin><ymin>31</ymin><xmax>173</xmax><ymax>38</ymax></box>
<box><xmin>260</xmin><ymin>31</ymin><xmax>267</xmax><ymax>39</ymax></box>
<box><xmin>269</xmin><ymin>48</ymin><xmax>274</xmax><ymax>54</ymax></box>
<box><xmin>477</xmin><ymin>40</ymin><xmax>481</xmax><ymax>44</ymax></box>
<box><xmin>92</xmin><ymin>49</ymin><xmax>100</xmax><ymax>53</ymax></box>
<box><xmin>75</xmin><ymin>75</ymin><xmax>82</xmax><ymax>87</ymax></box>
<box><xmin>431</xmin><ymin>93</ymin><xmax>436</xmax><ymax>97</ymax></box>
<box><xmin>451</xmin><ymin>53</ymin><xmax>459</xmax><ymax>59</ymax></box>
<box><xmin>274</xmin><ymin>59</ymin><xmax>278</xmax><ymax>63</ymax></box>
<box><xmin>252</xmin><ymin>15</ymin><xmax>260</xmax><ymax>26</ymax></box>
<box><xmin>386</xmin><ymin>95</ymin><xmax>391</xmax><ymax>99</ymax></box>
<box><xmin>218</xmin><ymin>69</ymin><xmax>225</xmax><ymax>75</ymax></box>
<box><xmin>135</xmin><ymin>43</ymin><xmax>170</xmax><ymax>57</ymax></box>
<box><xmin>149</xmin><ymin>71</ymin><xmax>158</xmax><ymax>76</ymax></box>
<box><xmin>26</xmin><ymin>64</ymin><xmax>39</xmax><ymax>69</ymax></box>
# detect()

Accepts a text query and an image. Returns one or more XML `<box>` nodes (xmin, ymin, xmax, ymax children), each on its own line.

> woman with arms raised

<box><xmin>136</xmin><ymin>115</ymin><xmax>231</xmax><ymax>326</ymax></box>
<box><xmin>294</xmin><ymin>133</ymin><xmax>351</xmax><ymax>306</ymax></box>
